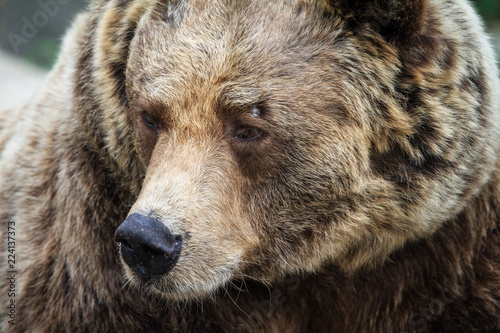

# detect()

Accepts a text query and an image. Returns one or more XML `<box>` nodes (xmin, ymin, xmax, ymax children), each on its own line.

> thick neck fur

<box><xmin>3</xmin><ymin>1</ymin><xmax>500</xmax><ymax>332</ymax></box>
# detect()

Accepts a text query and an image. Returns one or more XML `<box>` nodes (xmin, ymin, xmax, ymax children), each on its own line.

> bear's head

<box><xmin>91</xmin><ymin>0</ymin><xmax>499</xmax><ymax>299</ymax></box>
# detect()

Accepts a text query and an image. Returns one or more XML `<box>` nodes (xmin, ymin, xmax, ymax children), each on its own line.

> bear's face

<box><xmin>111</xmin><ymin>0</ymin><xmax>497</xmax><ymax>299</ymax></box>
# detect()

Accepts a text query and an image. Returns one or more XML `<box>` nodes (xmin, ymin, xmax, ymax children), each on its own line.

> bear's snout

<box><xmin>114</xmin><ymin>213</ymin><xmax>182</xmax><ymax>282</ymax></box>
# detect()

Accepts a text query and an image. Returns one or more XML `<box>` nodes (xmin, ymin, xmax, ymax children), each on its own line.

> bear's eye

<box><xmin>142</xmin><ymin>113</ymin><xmax>157</xmax><ymax>131</ymax></box>
<box><xmin>234</xmin><ymin>127</ymin><xmax>263</xmax><ymax>141</ymax></box>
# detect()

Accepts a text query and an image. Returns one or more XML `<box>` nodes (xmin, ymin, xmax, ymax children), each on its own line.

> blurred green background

<box><xmin>0</xmin><ymin>0</ymin><xmax>87</xmax><ymax>68</ymax></box>
<box><xmin>0</xmin><ymin>0</ymin><xmax>499</xmax><ymax>69</ymax></box>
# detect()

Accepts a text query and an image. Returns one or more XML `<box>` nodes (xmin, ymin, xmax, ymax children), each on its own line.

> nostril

<box><xmin>114</xmin><ymin>234</ymin><xmax>128</xmax><ymax>247</ymax></box>
<box><xmin>117</xmin><ymin>239</ymin><xmax>132</xmax><ymax>251</ymax></box>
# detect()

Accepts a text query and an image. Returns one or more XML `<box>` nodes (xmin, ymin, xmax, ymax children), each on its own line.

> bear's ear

<box><xmin>326</xmin><ymin>0</ymin><xmax>429</xmax><ymax>42</ymax></box>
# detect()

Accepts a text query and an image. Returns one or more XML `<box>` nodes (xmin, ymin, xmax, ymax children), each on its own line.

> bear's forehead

<box><xmin>126</xmin><ymin>0</ymin><xmax>345</xmax><ymax>111</ymax></box>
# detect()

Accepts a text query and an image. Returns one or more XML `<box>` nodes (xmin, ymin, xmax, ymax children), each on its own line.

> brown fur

<box><xmin>1</xmin><ymin>0</ymin><xmax>499</xmax><ymax>332</ymax></box>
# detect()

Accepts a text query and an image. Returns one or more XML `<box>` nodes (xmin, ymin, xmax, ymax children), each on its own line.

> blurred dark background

<box><xmin>0</xmin><ymin>0</ymin><xmax>499</xmax><ymax>69</ymax></box>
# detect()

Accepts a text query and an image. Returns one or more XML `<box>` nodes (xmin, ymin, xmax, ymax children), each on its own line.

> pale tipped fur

<box><xmin>1</xmin><ymin>0</ymin><xmax>499</xmax><ymax>332</ymax></box>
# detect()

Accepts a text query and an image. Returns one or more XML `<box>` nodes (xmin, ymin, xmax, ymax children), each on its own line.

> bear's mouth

<box><xmin>119</xmin><ymin>250</ymin><xmax>243</xmax><ymax>300</ymax></box>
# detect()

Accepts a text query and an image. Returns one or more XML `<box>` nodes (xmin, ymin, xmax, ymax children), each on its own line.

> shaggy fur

<box><xmin>1</xmin><ymin>0</ymin><xmax>499</xmax><ymax>332</ymax></box>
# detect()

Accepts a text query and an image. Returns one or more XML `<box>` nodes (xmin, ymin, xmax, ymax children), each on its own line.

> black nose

<box><xmin>114</xmin><ymin>213</ymin><xmax>182</xmax><ymax>282</ymax></box>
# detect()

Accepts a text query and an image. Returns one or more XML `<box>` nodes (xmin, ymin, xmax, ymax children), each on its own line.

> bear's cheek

<box><xmin>232</xmin><ymin>125</ymin><xmax>373</xmax><ymax>278</ymax></box>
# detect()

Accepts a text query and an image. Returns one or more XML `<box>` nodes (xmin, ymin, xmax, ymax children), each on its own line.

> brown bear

<box><xmin>1</xmin><ymin>0</ymin><xmax>499</xmax><ymax>332</ymax></box>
